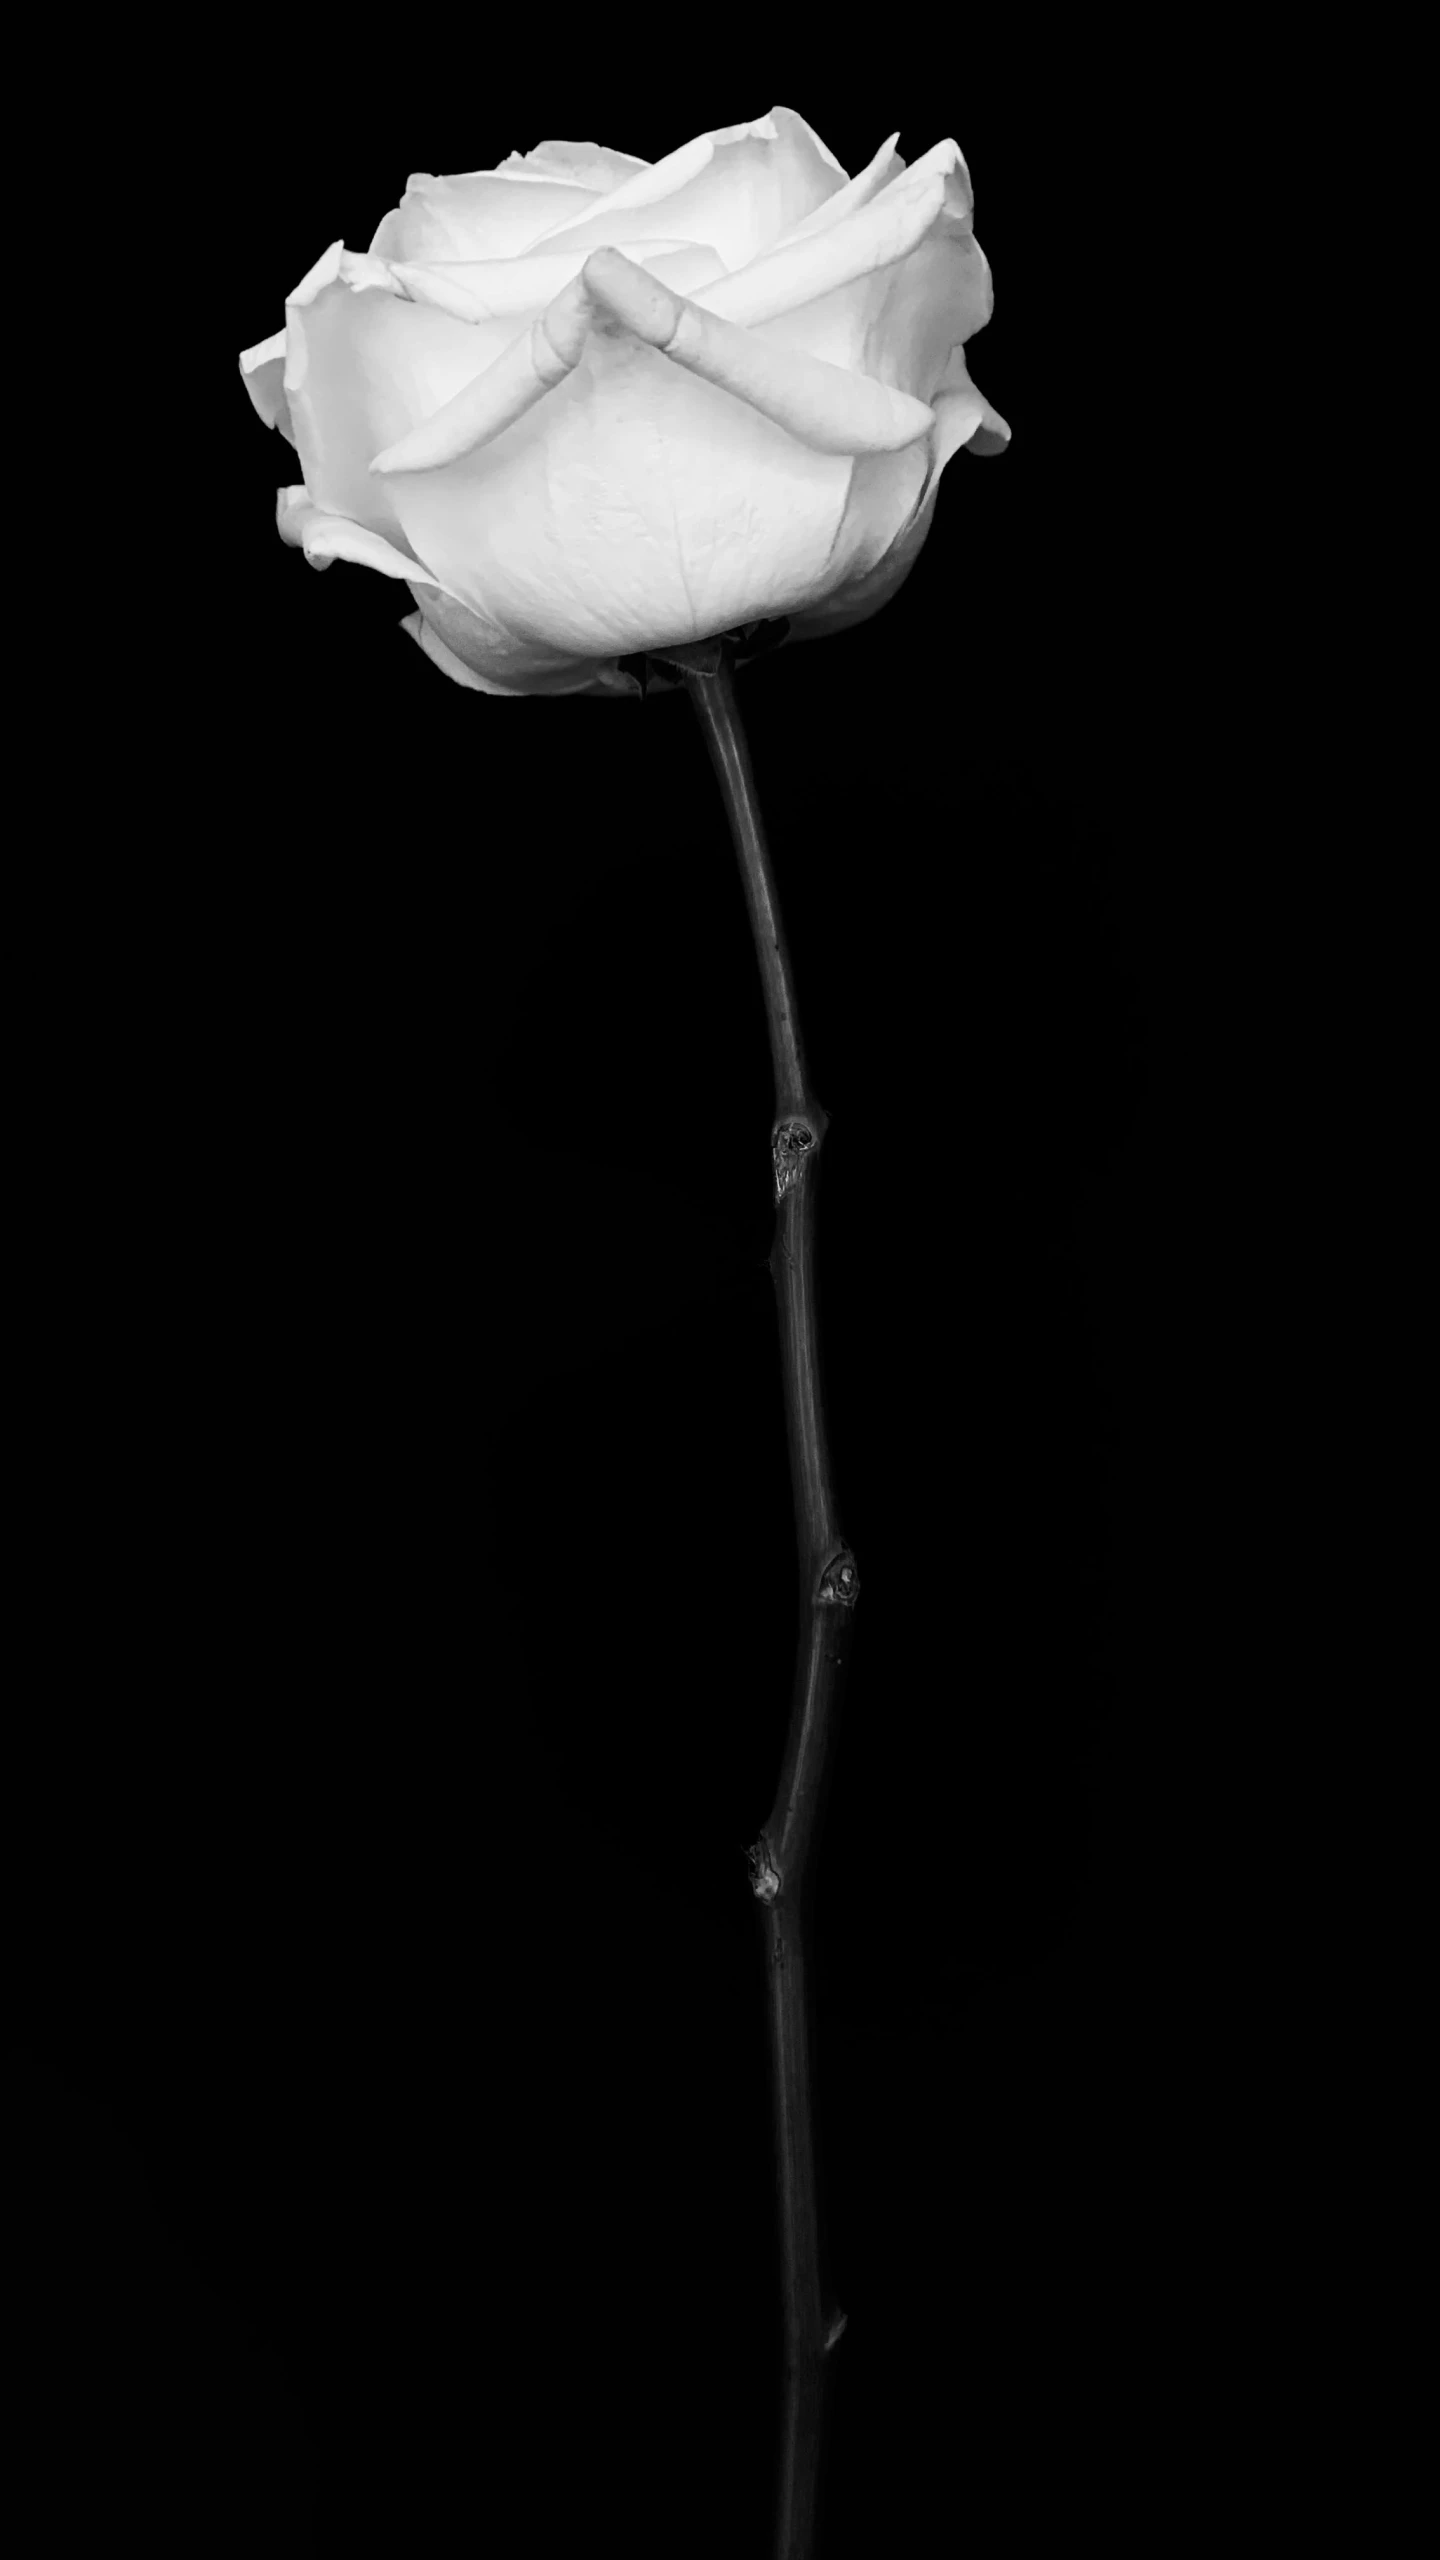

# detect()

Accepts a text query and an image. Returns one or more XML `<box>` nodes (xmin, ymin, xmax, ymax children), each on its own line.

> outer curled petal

<box><xmin>927</xmin><ymin>350</ymin><xmax>1012</xmax><ymax>468</ymax></box>
<box><xmin>399</xmin><ymin>607</ymin><xmax>531</xmax><ymax>693</ymax></box>
<box><xmin>275</xmin><ymin>485</ymin><xmax>452</xmax><ymax>583</ymax></box>
<box><xmin>275</xmin><ymin>486</ymin><xmax>629</xmax><ymax>695</ymax></box>
<box><xmin>783</xmin><ymin>356</ymin><xmax>1011</xmax><ymax>651</ymax></box>
<box><xmin>281</xmin><ymin>241</ymin><xmax>515</xmax><ymax>544</ymax></box>
<box><xmin>400</xmin><ymin>606</ymin><xmax>640</xmax><ymax>697</ymax></box>
<box><xmin>280</xmin><ymin>241</ymin><xmax>414</xmax><ymax>548</ymax></box>
<box><xmin>782</xmin><ymin>483</ymin><xmax>945</xmax><ymax>647</ymax></box>
<box><xmin>401</xmin><ymin>585</ymin><xmax>636</xmax><ymax>695</ymax></box>
<box><xmin>239</xmin><ymin>328</ymin><xmax>297</xmax><ymax>446</ymax></box>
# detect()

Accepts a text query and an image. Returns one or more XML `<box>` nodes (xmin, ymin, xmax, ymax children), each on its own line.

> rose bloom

<box><xmin>239</xmin><ymin>107</ymin><xmax>1009</xmax><ymax>698</ymax></box>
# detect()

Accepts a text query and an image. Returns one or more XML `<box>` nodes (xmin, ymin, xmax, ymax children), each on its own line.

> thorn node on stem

<box><xmin>771</xmin><ymin>1117</ymin><xmax>816</xmax><ymax>1202</ymax></box>
<box><xmin>817</xmin><ymin>1550</ymin><xmax>860</xmax><ymax>1607</ymax></box>
<box><xmin>746</xmin><ymin>1838</ymin><xmax>782</xmax><ymax>1904</ymax></box>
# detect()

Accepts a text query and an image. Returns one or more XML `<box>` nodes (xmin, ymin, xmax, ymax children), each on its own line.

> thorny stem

<box><xmin>674</xmin><ymin>644</ymin><xmax>859</xmax><ymax>2560</ymax></box>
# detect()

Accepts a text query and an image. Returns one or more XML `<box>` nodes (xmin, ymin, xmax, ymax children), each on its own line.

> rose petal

<box><xmin>275</xmin><ymin>486</ymin><xmax>451</xmax><ymax>583</ymax></box>
<box><xmin>281</xmin><ymin>241</ymin><xmax>518</xmax><ymax>542</ymax></box>
<box><xmin>783</xmin><ymin>358</ymin><xmax>1011</xmax><ymax>651</ymax></box>
<box><xmin>399</xmin><ymin>607</ymin><xmax>528</xmax><ymax>693</ymax></box>
<box><xmin>853</xmin><ymin>220</ymin><xmax>995</xmax><ymax>407</ymax></box>
<box><xmin>763</xmin><ymin>132</ymin><xmax>906</xmax><ymax>252</ymax></box>
<box><xmin>782</xmin><ymin>484</ymin><xmax>943</xmax><ymax>648</ymax></box>
<box><xmin>238</xmin><ymin>327</ymin><xmax>297</xmax><ymax>447</ymax></box>
<box><xmin>270</xmin><ymin>480</ymin><xmax>621</xmax><ymax>694</ymax></box>
<box><xmin>492</xmin><ymin>141</ymin><xmax>652</xmax><ymax>190</ymax></box>
<box><xmin>923</xmin><ymin>345</ymin><xmax>1012</xmax><ymax>474</ymax></box>
<box><xmin>400</xmin><ymin>606</ymin><xmax>639</xmax><ymax>697</ymax></box>
<box><xmin>519</xmin><ymin>106</ymin><xmax>847</xmax><ymax>270</ymax></box>
<box><xmin>402</xmin><ymin>585</ymin><xmax>633</xmax><ymax>695</ymax></box>
<box><xmin>367</xmin><ymin>171</ymin><xmax>599</xmax><ymax>265</ymax></box>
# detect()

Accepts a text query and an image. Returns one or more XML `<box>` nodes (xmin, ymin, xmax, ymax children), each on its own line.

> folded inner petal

<box><xmin>520</xmin><ymin>106</ymin><xmax>848</xmax><ymax>272</ymax></box>
<box><xmin>696</xmin><ymin>139</ymin><xmax>970</xmax><ymax>327</ymax></box>
<box><xmin>386</xmin><ymin>238</ymin><xmax>725</xmax><ymax>324</ymax></box>
<box><xmin>368</xmin><ymin>171</ymin><xmax>599</xmax><ymax>264</ymax></box>
<box><xmin>581</xmin><ymin>248</ymin><xmax>935</xmax><ymax>457</ymax></box>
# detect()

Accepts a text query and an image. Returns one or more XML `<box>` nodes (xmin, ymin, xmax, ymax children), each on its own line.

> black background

<box><xmin>12</xmin><ymin>53</ymin><xmax>1201</xmax><ymax>2559</ymax></box>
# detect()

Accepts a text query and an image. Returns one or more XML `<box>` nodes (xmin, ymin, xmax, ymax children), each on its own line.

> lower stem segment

<box><xmin>678</xmin><ymin>648</ymin><xmax>859</xmax><ymax>2560</ymax></box>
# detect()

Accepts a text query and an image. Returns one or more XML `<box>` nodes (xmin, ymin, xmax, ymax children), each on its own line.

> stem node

<box><xmin>747</xmin><ymin>1837</ymin><xmax>783</xmax><ymax>1905</ymax></box>
<box><xmin>816</xmin><ymin>1550</ymin><xmax>860</xmax><ymax>1608</ymax></box>
<box><xmin>772</xmin><ymin>1116</ymin><xmax>819</xmax><ymax>1202</ymax></box>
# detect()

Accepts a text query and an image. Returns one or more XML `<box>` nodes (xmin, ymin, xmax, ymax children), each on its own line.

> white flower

<box><xmin>239</xmin><ymin>108</ymin><xmax>1010</xmax><ymax>698</ymax></box>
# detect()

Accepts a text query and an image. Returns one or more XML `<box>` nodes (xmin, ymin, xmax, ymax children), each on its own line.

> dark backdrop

<box><xmin>14</xmin><ymin>56</ymin><xmax>1189</xmax><ymax>2560</ymax></box>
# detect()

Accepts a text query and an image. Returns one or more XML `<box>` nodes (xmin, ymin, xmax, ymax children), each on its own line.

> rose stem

<box><xmin>679</xmin><ymin>655</ymin><xmax>859</xmax><ymax>2560</ymax></box>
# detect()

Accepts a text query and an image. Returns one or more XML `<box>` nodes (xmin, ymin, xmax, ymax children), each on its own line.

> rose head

<box><xmin>239</xmin><ymin>108</ymin><xmax>1010</xmax><ymax>699</ymax></box>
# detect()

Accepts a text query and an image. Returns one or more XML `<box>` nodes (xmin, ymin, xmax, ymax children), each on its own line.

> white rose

<box><xmin>239</xmin><ymin>106</ymin><xmax>1010</xmax><ymax>699</ymax></box>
